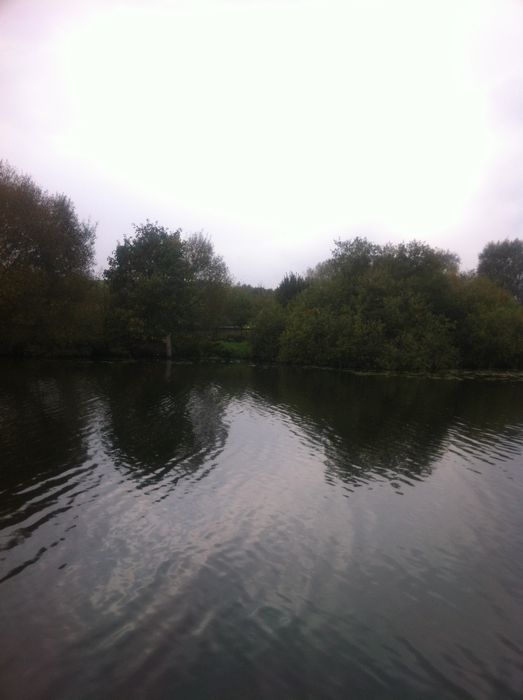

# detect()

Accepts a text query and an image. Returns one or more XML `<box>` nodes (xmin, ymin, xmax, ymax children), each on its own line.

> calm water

<box><xmin>1</xmin><ymin>362</ymin><xmax>523</xmax><ymax>700</ymax></box>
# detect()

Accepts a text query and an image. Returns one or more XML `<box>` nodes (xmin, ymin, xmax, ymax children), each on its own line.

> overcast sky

<box><xmin>1</xmin><ymin>0</ymin><xmax>523</xmax><ymax>285</ymax></box>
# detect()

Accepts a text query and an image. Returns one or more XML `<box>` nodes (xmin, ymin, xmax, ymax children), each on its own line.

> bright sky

<box><xmin>1</xmin><ymin>0</ymin><xmax>523</xmax><ymax>285</ymax></box>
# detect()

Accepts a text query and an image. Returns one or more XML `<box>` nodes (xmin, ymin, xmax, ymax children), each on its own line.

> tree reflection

<box><xmin>96</xmin><ymin>362</ymin><xmax>230</xmax><ymax>487</ymax></box>
<box><xmin>226</xmin><ymin>367</ymin><xmax>523</xmax><ymax>489</ymax></box>
<box><xmin>0</xmin><ymin>361</ymin><xmax>94</xmax><ymax>525</ymax></box>
<box><xmin>2</xmin><ymin>361</ymin><xmax>522</xmax><ymax>504</ymax></box>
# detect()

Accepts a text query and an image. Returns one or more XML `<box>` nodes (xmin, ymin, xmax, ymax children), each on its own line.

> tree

<box><xmin>0</xmin><ymin>161</ymin><xmax>97</xmax><ymax>353</ymax></box>
<box><xmin>0</xmin><ymin>161</ymin><xmax>94</xmax><ymax>277</ymax></box>
<box><xmin>183</xmin><ymin>232</ymin><xmax>230</xmax><ymax>329</ymax></box>
<box><xmin>450</xmin><ymin>274</ymin><xmax>523</xmax><ymax>369</ymax></box>
<box><xmin>478</xmin><ymin>239</ymin><xmax>523</xmax><ymax>303</ymax></box>
<box><xmin>251</xmin><ymin>301</ymin><xmax>286</xmax><ymax>361</ymax></box>
<box><xmin>224</xmin><ymin>285</ymin><xmax>256</xmax><ymax>329</ymax></box>
<box><xmin>223</xmin><ymin>284</ymin><xmax>274</xmax><ymax>329</ymax></box>
<box><xmin>278</xmin><ymin>238</ymin><xmax>462</xmax><ymax>371</ymax></box>
<box><xmin>104</xmin><ymin>223</ymin><xmax>230</xmax><ymax>355</ymax></box>
<box><xmin>104</xmin><ymin>222</ymin><xmax>188</xmax><ymax>351</ymax></box>
<box><xmin>332</xmin><ymin>237</ymin><xmax>380</xmax><ymax>274</ymax></box>
<box><xmin>275</xmin><ymin>272</ymin><xmax>308</xmax><ymax>306</ymax></box>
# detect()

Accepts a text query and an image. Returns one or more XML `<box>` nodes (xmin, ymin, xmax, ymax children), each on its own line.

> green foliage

<box><xmin>212</xmin><ymin>340</ymin><xmax>251</xmax><ymax>360</ymax></box>
<box><xmin>0</xmin><ymin>161</ymin><xmax>95</xmax><ymax>277</ymax></box>
<box><xmin>275</xmin><ymin>272</ymin><xmax>308</xmax><ymax>306</ymax></box>
<box><xmin>251</xmin><ymin>301</ymin><xmax>286</xmax><ymax>361</ymax></box>
<box><xmin>280</xmin><ymin>238</ymin><xmax>458</xmax><ymax>370</ymax></box>
<box><xmin>104</xmin><ymin>223</ymin><xmax>230</xmax><ymax>354</ymax></box>
<box><xmin>183</xmin><ymin>232</ymin><xmax>230</xmax><ymax>328</ymax></box>
<box><xmin>375</xmin><ymin>293</ymin><xmax>458</xmax><ymax>371</ymax></box>
<box><xmin>0</xmin><ymin>161</ymin><xmax>98</xmax><ymax>354</ymax></box>
<box><xmin>2</xmin><ymin>160</ymin><xmax>523</xmax><ymax>370</ymax></box>
<box><xmin>224</xmin><ymin>285</ymin><xmax>254</xmax><ymax>328</ymax></box>
<box><xmin>104</xmin><ymin>222</ymin><xmax>188</xmax><ymax>346</ymax></box>
<box><xmin>223</xmin><ymin>284</ymin><xmax>274</xmax><ymax>328</ymax></box>
<box><xmin>279</xmin><ymin>280</ymin><xmax>457</xmax><ymax>371</ymax></box>
<box><xmin>478</xmin><ymin>238</ymin><xmax>523</xmax><ymax>303</ymax></box>
<box><xmin>332</xmin><ymin>237</ymin><xmax>381</xmax><ymax>278</ymax></box>
<box><xmin>450</xmin><ymin>275</ymin><xmax>523</xmax><ymax>369</ymax></box>
<box><xmin>278</xmin><ymin>237</ymin><xmax>522</xmax><ymax>371</ymax></box>
<box><xmin>279</xmin><ymin>303</ymin><xmax>344</xmax><ymax>367</ymax></box>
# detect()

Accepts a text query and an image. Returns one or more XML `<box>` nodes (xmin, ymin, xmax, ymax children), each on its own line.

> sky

<box><xmin>1</xmin><ymin>0</ymin><xmax>523</xmax><ymax>286</ymax></box>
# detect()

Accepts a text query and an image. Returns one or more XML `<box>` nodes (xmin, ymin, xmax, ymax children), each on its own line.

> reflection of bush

<box><xmin>244</xmin><ymin>367</ymin><xmax>523</xmax><ymax>487</ymax></box>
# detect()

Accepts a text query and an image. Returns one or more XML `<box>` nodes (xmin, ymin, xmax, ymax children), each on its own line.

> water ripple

<box><xmin>1</xmin><ymin>363</ymin><xmax>523</xmax><ymax>699</ymax></box>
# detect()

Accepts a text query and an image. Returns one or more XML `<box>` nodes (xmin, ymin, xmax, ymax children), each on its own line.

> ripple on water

<box><xmin>1</xmin><ymin>364</ymin><xmax>523</xmax><ymax>700</ymax></box>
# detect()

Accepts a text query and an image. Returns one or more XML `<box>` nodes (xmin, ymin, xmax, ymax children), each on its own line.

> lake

<box><xmin>1</xmin><ymin>361</ymin><xmax>522</xmax><ymax>699</ymax></box>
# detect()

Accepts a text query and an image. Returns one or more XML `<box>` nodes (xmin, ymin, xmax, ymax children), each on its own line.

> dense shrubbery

<box><xmin>2</xmin><ymin>162</ymin><xmax>523</xmax><ymax>369</ymax></box>
<box><xmin>268</xmin><ymin>239</ymin><xmax>523</xmax><ymax>370</ymax></box>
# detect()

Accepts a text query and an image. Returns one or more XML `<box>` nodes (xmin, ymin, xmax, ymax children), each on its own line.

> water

<box><xmin>1</xmin><ymin>361</ymin><xmax>522</xmax><ymax>699</ymax></box>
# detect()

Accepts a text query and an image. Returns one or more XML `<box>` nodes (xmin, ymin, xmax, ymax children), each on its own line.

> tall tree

<box><xmin>0</xmin><ymin>162</ymin><xmax>94</xmax><ymax>276</ymax></box>
<box><xmin>104</xmin><ymin>224</ymin><xmax>230</xmax><ymax>355</ymax></box>
<box><xmin>104</xmin><ymin>222</ymin><xmax>188</xmax><ymax>350</ymax></box>
<box><xmin>478</xmin><ymin>239</ymin><xmax>523</xmax><ymax>303</ymax></box>
<box><xmin>0</xmin><ymin>161</ymin><xmax>97</xmax><ymax>353</ymax></box>
<box><xmin>183</xmin><ymin>232</ymin><xmax>230</xmax><ymax>329</ymax></box>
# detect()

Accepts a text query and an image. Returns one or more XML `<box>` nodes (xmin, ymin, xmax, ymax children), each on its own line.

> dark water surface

<box><xmin>1</xmin><ymin>361</ymin><xmax>523</xmax><ymax>699</ymax></box>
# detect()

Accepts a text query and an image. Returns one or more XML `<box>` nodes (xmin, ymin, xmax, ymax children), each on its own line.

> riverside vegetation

<box><xmin>2</xmin><ymin>161</ymin><xmax>523</xmax><ymax>371</ymax></box>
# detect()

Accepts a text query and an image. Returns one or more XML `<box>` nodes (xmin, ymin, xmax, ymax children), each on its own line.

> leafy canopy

<box><xmin>104</xmin><ymin>222</ymin><xmax>230</xmax><ymax>343</ymax></box>
<box><xmin>0</xmin><ymin>161</ymin><xmax>98</xmax><ymax>353</ymax></box>
<box><xmin>478</xmin><ymin>239</ymin><xmax>523</xmax><ymax>303</ymax></box>
<box><xmin>0</xmin><ymin>160</ymin><xmax>95</xmax><ymax>277</ymax></box>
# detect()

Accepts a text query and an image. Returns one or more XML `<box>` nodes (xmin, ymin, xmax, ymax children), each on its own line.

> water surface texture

<box><xmin>1</xmin><ymin>362</ymin><xmax>523</xmax><ymax>699</ymax></box>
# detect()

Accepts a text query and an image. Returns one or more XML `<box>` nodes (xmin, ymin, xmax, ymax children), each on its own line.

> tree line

<box><xmin>2</xmin><ymin>161</ymin><xmax>523</xmax><ymax>370</ymax></box>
